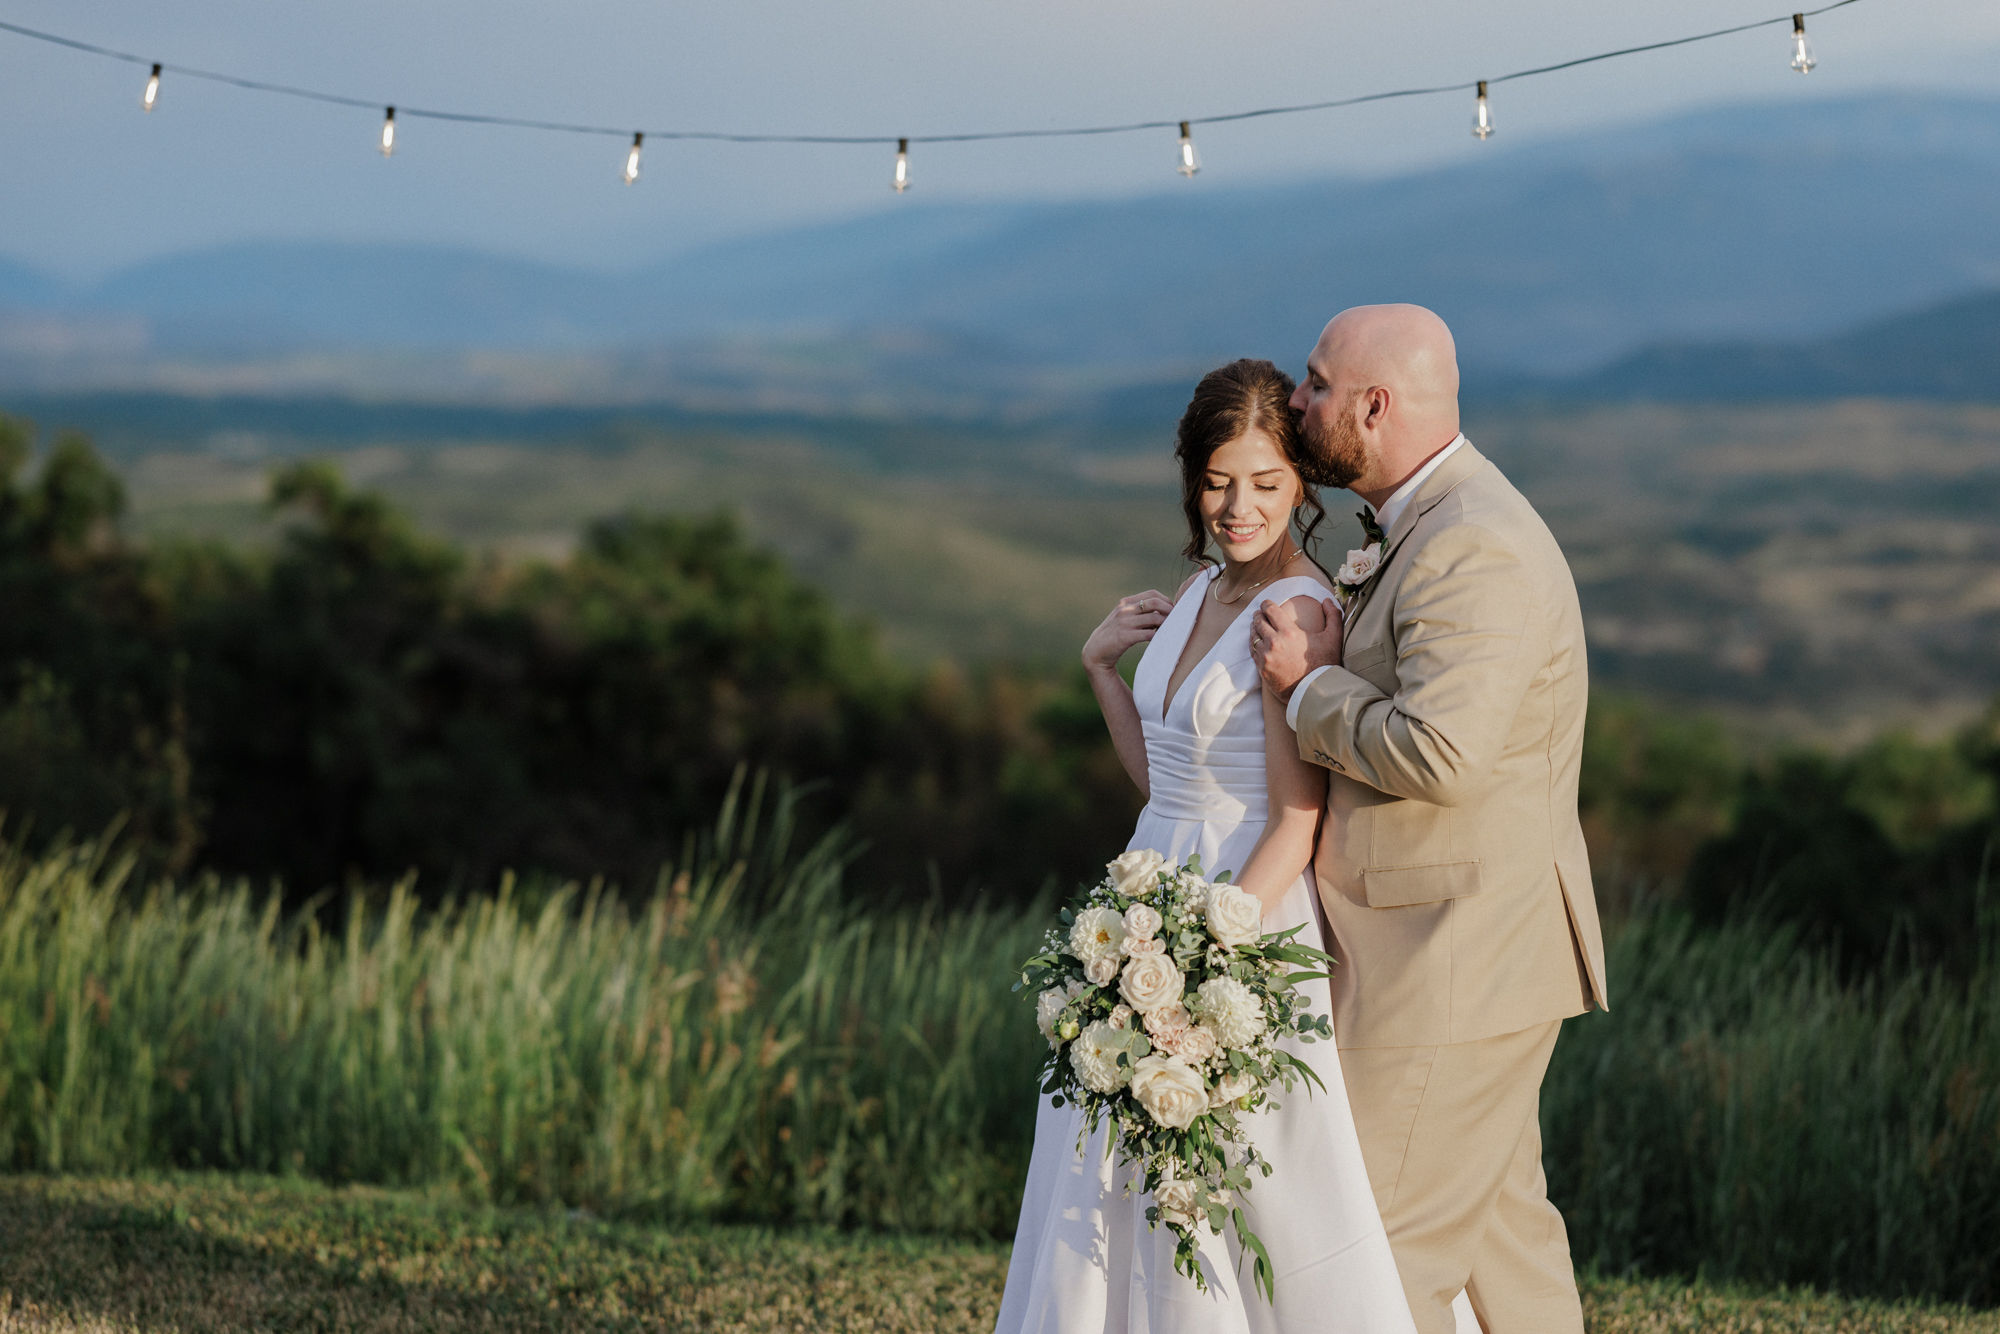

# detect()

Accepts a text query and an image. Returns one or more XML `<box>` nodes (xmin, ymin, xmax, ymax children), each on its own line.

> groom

<box><xmin>1250</xmin><ymin>305</ymin><xmax>1608</xmax><ymax>1334</ymax></box>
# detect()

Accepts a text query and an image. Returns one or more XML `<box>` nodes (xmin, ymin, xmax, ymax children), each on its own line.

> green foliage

<box><xmin>1686</xmin><ymin>715</ymin><xmax>1999</xmax><ymax>971</ymax></box>
<box><xmin>0</xmin><ymin>418</ymin><xmax>1136</xmax><ymax>899</ymax></box>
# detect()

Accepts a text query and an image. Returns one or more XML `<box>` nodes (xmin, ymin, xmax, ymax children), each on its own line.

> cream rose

<box><xmin>1209</xmin><ymin>1071</ymin><xmax>1257</xmax><ymax>1107</ymax></box>
<box><xmin>1204</xmin><ymin>884</ymin><xmax>1263</xmax><ymax>950</ymax></box>
<box><xmin>1122</xmin><ymin>902</ymin><xmax>1162</xmax><ymax>940</ymax></box>
<box><xmin>1068</xmin><ymin>906</ymin><xmax>1127</xmax><ymax>963</ymax></box>
<box><xmin>1177</xmin><ymin>1024</ymin><xmax>1218</xmax><ymax>1063</ymax></box>
<box><xmin>1123</xmin><ymin>935</ymin><xmax>1166</xmax><ymax>957</ymax></box>
<box><xmin>1130</xmin><ymin>1054</ymin><xmax>1209</xmax><ymax>1130</ymax></box>
<box><xmin>1337</xmin><ymin>542</ymin><xmax>1382</xmax><ymax>587</ymax></box>
<box><xmin>1107</xmin><ymin>848</ymin><xmax>1168</xmax><ymax>898</ymax></box>
<box><xmin>1109</xmin><ymin>1003</ymin><xmax>1134</xmax><ymax>1029</ymax></box>
<box><xmin>1084</xmin><ymin>955</ymin><xmax>1119</xmax><ymax>987</ymax></box>
<box><xmin>1142</xmin><ymin>1002</ymin><xmax>1192</xmax><ymax>1039</ymax></box>
<box><xmin>1035</xmin><ymin>987</ymin><xmax>1068</xmax><ymax>1046</ymax></box>
<box><xmin>1069</xmin><ymin>1020</ymin><xmax>1130</xmax><ymax>1094</ymax></box>
<box><xmin>1118</xmin><ymin>953</ymin><xmax>1185</xmax><ymax>1015</ymax></box>
<box><xmin>1154</xmin><ymin>1174</ymin><xmax>1199</xmax><ymax>1227</ymax></box>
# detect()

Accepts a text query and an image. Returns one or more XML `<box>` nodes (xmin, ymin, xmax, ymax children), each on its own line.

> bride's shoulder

<box><xmin>1276</xmin><ymin>560</ymin><xmax>1339</xmax><ymax>630</ymax></box>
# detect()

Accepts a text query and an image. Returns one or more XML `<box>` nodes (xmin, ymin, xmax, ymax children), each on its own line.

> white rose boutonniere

<box><xmin>1334</xmin><ymin>542</ymin><xmax>1384</xmax><ymax>611</ymax></box>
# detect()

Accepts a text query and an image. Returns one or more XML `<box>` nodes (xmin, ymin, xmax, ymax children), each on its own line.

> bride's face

<box><xmin>1197</xmin><ymin>430</ymin><xmax>1302</xmax><ymax>566</ymax></box>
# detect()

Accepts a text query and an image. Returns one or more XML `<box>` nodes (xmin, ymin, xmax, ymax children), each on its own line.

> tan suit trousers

<box><xmin>1340</xmin><ymin>1021</ymin><xmax>1582</xmax><ymax>1334</ymax></box>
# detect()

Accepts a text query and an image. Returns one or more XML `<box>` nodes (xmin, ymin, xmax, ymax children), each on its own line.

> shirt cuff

<box><xmin>1284</xmin><ymin>666</ymin><xmax>1334</xmax><ymax>731</ymax></box>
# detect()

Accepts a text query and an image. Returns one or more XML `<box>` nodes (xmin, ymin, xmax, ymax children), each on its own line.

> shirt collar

<box><xmin>1367</xmin><ymin>433</ymin><xmax>1468</xmax><ymax>538</ymax></box>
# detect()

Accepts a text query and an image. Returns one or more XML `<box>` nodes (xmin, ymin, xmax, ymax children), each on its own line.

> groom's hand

<box><xmin>1252</xmin><ymin>597</ymin><xmax>1344</xmax><ymax>702</ymax></box>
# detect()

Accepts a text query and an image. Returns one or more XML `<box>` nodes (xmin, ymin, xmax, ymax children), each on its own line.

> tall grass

<box><xmin>0</xmin><ymin>776</ymin><xmax>1046</xmax><ymax>1234</ymax></box>
<box><xmin>0</xmin><ymin>787</ymin><xmax>1995</xmax><ymax>1304</ymax></box>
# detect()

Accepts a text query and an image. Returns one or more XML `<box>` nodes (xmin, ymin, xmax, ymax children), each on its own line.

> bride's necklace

<box><xmin>1210</xmin><ymin>547</ymin><xmax>1304</xmax><ymax>605</ymax></box>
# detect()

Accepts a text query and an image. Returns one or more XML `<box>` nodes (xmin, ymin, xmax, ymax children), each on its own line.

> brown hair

<box><xmin>1174</xmin><ymin>358</ymin><xmax>1326</xmax><ymax>568</ymax></box>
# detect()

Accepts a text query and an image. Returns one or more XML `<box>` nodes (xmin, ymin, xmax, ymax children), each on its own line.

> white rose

<box><xmin>1118</xmin><ymin>953</ymin><xmax>1185</xmax><ymax>1015</ymax></box>
<box><xmin>1177</xmin><ymin>1024</ymin><xmax>1218</xmax><ymax>1063</ymax></box>
<box><xmin>1107</xmin><ymin>849</ymin><xmax>1168</xmax><ymax>899</ymax></box>
<box><xmin>1035</xmin><ymin>987</ymin><xmax>1068</xmax><ymax>1046</ymax></box>
<box><xmin>1122</xmin><ymin>902</ymin><xmax>1162</xmax><ymax>940</ymax></box>
<box><xmin>1204</xmin><ymin>884</ymin><xmax>1263</xmax><ymax>950</ymax></box>
<box><xmin>1193</xmin><ymin>977</ymin><xmax>1268</xmax><ymax>1049</ymax></box>
<box><xmin>1067</xmin><ymin>906</ymin><xmax>1127</xmax><ymax>963</ymax></box>
<box><xmin>1123</xmin><ymin>935</ymin><xmax>1166</xmax><ymax>957</ymax></box>
<box><xmin>1069</xmin><ymin>1020</ymin><xmax>1131</xmax><ymax>1094</ymax></box>
<box><xmin>1337</xmin><ymin>542</ymin><xmax>1382</xmax><ymax>587</ymax></box>
<box><xmin>1129</xmin><ymin>1054</ymin><xmax>1209</xmax><ymax>1130</ymax></box>
<box><xmin>1084</xmin><ymin>955</ymin><xmax>1119</xmax><ymax>986</ymax></box>
<box><xmin>1209</xmin><ymin>1071</ymin><xmax>1257</xmax><ymax>1107</ymax></box>
<box><xmin>1154</xmin><ymin>1174</ymin><xmax>1199</xmax><ymax>1227</ymax></box>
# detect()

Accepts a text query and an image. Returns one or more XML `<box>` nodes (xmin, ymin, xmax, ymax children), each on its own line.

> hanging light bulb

<box><xmin>893</xmin><ymin>137</ymin><xmax>910</xmax><ymax>193</ymax></box>
<box><xmin>1176</xmin><ymin>121</ymin><xmax>1200</xmax><ymax>178</ymax></box>
<box><xmin>142</xmin><ymin>62</ymin><xmax>161</xmax><ymax>113</ymax></box>
<box><xmin>1472</xmin><ymin>80</ymin><xmax>1494</xmax><ymax>139</ymax></box>
<box><xmin>379</xmin><ymin>106</ymin><xmax>396</xmax><ymax>157</ymax></box>
<box><xmin>623</xmin><ymin>132</ymin><xmax>643</xmax><ymax>185</ymax></box>
<box><xmin>1789</xmin><ymin>13</ymin><xmax>1816</xmax><ymax>73</ymax></box>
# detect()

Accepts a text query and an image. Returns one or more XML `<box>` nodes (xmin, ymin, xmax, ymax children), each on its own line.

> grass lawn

<box><xmin>0</xmin><ymin>1175</ymin><xmax>1992</xmax><ymax>1333</ymax></box>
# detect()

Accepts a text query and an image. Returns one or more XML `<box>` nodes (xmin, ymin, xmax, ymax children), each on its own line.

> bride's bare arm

<box><xmin>1082</xmin><ymin>578</ymin><xmax>1191</xmax><ymax>799</ymax></box>
<box><xmin>1233</xmin><ymin>594</ymin><xmax>1330</xmax><ymax>915</ymax></box>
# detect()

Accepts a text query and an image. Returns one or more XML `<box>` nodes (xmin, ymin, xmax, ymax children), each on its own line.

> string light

<box><xmin>1789</xmin><ymin>13</ymin><xmax>1817</xmax><ymax>72</ymax></box>
<box><xmin>379</xmin><ymin>106</ymin><xmax>396</xmax><ymax>156</ymax></box>
<box><xmin>0</xmin><ymin>3</ymin><xmax>1864</xmax><ymax>186</ymax></box>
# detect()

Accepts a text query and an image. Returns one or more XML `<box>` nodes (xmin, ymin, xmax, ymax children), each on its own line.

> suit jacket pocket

<box><xmin>1362</xmin><ymin>859</ymin><xmax>1483</xmax><ymax>908</ymax></box>
<box><xmin>1340</xmin><ymin>640</ymin><xmax>1398</xmax><ymax>694</ymax></box>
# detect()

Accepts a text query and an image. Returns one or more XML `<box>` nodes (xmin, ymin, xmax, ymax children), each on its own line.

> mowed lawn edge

<box><xmin>0</xmin><ymin>1174</ymin><xmax>1993</xmax><ymax>1333</ymax></box>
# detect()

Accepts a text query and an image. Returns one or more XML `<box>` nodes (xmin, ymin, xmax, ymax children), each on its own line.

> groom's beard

<box><xmin>1298</xmin><ymin>402</ymin><xmax>1368</xmax><ymax>489</ymax></box>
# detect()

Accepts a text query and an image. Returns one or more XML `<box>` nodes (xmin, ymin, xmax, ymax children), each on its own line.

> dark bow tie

<box><xmin>1357</xmin><ymin>509</ymin><xmax>1386</xmax><ymax>548</ymax></box>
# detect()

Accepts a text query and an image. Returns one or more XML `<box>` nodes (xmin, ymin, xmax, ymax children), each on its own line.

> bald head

<box><xmin>1290</xmin><ymin>304</ymin><xmax>1463</xmax><ymax>503</ymax></box>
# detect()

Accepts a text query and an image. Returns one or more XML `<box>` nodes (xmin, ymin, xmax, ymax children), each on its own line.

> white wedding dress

<box><xmin>995</xmin><ymin>568</ymin><xmax>1478</xmax><ymax>1334</ymax></box>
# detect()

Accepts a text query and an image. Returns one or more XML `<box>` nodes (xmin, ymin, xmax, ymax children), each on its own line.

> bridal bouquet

<box><xmin>1014</xmin><ymin>848</ymin><xmax>1336</xmax><ymax>1301</ymax></box>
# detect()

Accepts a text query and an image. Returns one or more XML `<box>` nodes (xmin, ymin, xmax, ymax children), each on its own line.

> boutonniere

<box><xmin>1334</xmin><ymin>509</ymin><xmax>1388</xmax><ymax>612</ymax></box>
<box><xmin>1334</xmin><ymin>542</ymin><xmax>1383</xmax><ymax>612</ymax></box>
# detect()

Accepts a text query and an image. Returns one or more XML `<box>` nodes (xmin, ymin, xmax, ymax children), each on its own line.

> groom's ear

<box><xmin>1362</xmin><ymin>386</ymin><xmax>1391</xmax><ymax>428</ymax></box>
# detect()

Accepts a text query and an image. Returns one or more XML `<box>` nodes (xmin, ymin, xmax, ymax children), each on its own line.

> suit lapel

<box><xmin>1340</xmin><ymin>444</ymin><xmax>1488</xmax><ymax>626</ymax></box>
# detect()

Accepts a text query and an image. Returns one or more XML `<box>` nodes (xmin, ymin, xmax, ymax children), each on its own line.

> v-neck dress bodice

<box><xmin>1129</xmin><ymin>568</ymin><xmax>1330</xmax><ymax>830</ymax></box>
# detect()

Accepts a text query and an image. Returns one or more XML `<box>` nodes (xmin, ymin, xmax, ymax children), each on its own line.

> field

<box><xmin>1</xmin><ymin>1174</ymin><xmax>1994</xmax><ymax>1334</ymax></box>
<box><xmin>79</xmin><ymin>395</ymin><xmax>2000</xmax><ymax>739</ymax></box>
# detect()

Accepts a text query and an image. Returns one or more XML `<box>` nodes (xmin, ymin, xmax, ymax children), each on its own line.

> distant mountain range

<box><xmin>3</xmin><ymin>92</ymin><xmax>1999</xmax><ymax>409</ymax></box>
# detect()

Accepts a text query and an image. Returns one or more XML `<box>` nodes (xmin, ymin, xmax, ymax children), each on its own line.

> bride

<box><xmin>993</xmin><ymin>360</ymin><xmax>1476</xmax><ymax>1334</ymax></box>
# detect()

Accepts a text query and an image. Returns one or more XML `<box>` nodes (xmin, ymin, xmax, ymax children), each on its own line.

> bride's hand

<box><xmin>1084</xmin><ymin>590</ymin><xmax>1172</xmax><ymax>673</ymax></box>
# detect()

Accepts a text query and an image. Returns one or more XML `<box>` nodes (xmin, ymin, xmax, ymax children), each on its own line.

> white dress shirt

<box><xmin>1284</xmin><ymin>434</ymin><xmax>1469</xmax><ymax>731</ymax></box>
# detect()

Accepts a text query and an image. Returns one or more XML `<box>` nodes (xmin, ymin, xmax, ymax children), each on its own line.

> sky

<box><xmin>2</xmin><ymin>0</ymin><xmax>1996</xmax><ymax>281</ymax></box>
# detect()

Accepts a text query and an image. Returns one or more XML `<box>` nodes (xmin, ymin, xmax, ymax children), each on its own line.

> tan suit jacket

<box><xmin>1294</xmin><ymin>442</ymin><xmax>1607</xmax><ymax>1049</ymax></box>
